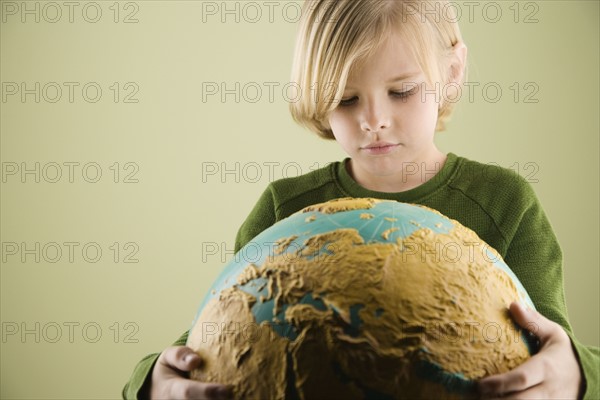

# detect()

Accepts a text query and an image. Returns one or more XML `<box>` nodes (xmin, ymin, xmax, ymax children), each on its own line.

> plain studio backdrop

<box><xmin>1</xmin><ymin>1</ymin><xmax>598</xmax><ymax>398</ymax></box>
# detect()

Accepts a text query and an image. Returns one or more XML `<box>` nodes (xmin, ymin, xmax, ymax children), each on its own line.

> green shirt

<box><xmin>123</xmin><ymin>152</ymin><xmax>599</xmax><ymax>399</ymax></box>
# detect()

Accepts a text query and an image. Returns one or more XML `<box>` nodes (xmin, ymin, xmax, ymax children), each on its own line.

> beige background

<box><xmin>1</xmin><ymin>1</ymin><xmax>598</xmax><ymax>398</ymax></box>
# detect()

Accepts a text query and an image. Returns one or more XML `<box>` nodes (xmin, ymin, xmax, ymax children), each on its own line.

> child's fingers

<box><xmin>170</xmin><ymin>381</ymin><xmax>233</xmax><ymax>400</ymax></box>
<box><xmin>151</xmin><ymin>347</ymin><xmax>233</xmax><ymax>399</ymax></box>
<box><xmin>508</xmin><ymin>302</ymin><xmax>564</xmax><ymax>344</ymax></box>
<box><xmin>159</xmin><ymin>345</ymin><xmax>203</xmax><ymax>372</ymax></box>
<box><xmin>478</xmin><ymin>355</ymin><xmax>545</xmax><ymax>397</ymax></box>
<box><xmin>493</xmin><ymin>385</ymin><xmax>548</xmax><ymax>400</ymax></box>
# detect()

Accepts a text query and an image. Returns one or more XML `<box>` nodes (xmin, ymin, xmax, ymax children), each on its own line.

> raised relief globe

<box><xmin>187</xmin><ymin>198</ymin><xmax>537</xmax><ymax>399</ymax></box>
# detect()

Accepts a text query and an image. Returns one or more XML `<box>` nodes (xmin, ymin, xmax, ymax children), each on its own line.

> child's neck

<box><xmin>347</xmin><ymin>151</ymin><xmax>447</xmax><ymax>193</ymax></box>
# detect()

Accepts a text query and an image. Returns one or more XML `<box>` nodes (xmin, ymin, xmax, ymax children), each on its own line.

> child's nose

<box><xmin>360</xmin><ymin>101</ymin><xmax>391</xmax><ymax>133</ymax></box>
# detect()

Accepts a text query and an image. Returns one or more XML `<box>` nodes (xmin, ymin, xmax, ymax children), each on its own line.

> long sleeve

<box><xmin>234</xmin><ymin>184</ymin><xmax>278</xmax><ymax>253</ymax></box>
<box><xmin>121</xmin><ymin>353</ymin><xmax>159</xmax><ymax>400</ymax></box>
<box><xmin>500</xmin><ymin>178</ymin><xmax>599</xmax><ymax>399</ymax></box>
<box><xmin>122</xmin><ymin>331</ymin><xmax>188</xmax><ymax>399</ymax></box>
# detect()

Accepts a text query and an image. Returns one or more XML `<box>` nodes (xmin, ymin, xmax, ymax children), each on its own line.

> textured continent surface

<box><xmin>187</xmin><ymin>198</ymin><xmax>534</xmax><ymax>399</ymax></box>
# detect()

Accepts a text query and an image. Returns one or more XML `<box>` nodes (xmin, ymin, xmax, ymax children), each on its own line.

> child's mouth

<box><xmin>362</xmin><ymin>143</ymin><xmax>399</xmax><ymax>155</ymax></box>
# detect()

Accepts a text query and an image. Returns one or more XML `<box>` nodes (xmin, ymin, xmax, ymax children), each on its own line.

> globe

<box><xmin>187</xmin><ymin>198</ymin><xmax>538</xmax><ymax>399</ymax></box>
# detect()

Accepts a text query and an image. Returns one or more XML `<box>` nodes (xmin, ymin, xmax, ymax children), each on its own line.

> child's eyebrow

<box><xmin>345</xmin><ymin>72</ymin><xmax>421</xmax><ymax>90</ymax></box>
<box><xmin>386</xmin><ymin>73</ymin><xmax>421</xmax><ymax>83</ymax></box>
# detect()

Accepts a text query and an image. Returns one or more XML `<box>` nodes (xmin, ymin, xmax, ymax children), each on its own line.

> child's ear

<box><xmin>448</xmin><ymin>41</ymin><xmax>468</xmax><ymax>85</ymax></box>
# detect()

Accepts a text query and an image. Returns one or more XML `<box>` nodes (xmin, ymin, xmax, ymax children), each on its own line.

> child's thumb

<box><xmin>509</xmin><ymin>301</ymin><xmax>555</xmax><ymax>343</ymax></box>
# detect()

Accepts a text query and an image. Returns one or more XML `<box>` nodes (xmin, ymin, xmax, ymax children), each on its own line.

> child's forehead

<box><xmin>345</xmin><ymin>39</ymin><xmax>425</xmax><ymax>84</ymax></box>
<box><xmin>351</xmin><ymin>31</ymin><xmax>421</xmax><ymax>68</ymax></box>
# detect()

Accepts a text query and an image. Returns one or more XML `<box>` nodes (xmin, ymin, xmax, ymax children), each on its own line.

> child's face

<box><xmin>326</xmin><ymin>30</ymin><xmax>442</xmax><ymax>179</ymax></box>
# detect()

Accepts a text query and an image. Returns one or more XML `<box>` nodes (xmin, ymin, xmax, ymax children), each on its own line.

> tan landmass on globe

<box><xmin>188</xmin><ymin>201</ymin><xmax>530</xmax><ymax>399</ymax></box>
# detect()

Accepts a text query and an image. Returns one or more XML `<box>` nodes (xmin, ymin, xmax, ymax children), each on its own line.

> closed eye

<box><xmin>339</xmin><ymin>87</ymin><xmax>417</xmax><ymax>107</ymax></box>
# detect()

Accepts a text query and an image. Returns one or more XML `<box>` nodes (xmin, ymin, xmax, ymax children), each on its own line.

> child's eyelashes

<box><xmin>338</xmin><ymin>87</ymin><xmax>417</xmax><ymax>107</ymax></box>
<box><xmin>338</xmin><ymin>97</ymin><xmax>357</xmax><ymax>106</ymax></box>
<box><xmin>391</xmin><ymin>87</ymin><xmax>417</xmax><ymax>99</ymax></box>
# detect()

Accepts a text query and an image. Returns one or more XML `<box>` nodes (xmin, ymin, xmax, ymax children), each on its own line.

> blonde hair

<box><xmin>289</xmin><ymin>0</ymin><xmax>467</xmax><ymax>139</ymax></box>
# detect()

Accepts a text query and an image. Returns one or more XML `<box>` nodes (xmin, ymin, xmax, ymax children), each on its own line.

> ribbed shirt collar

<box><xmin>335</xmin><ymin>152</ymin><xmax>460</xmax><ymax>203</ymax></box>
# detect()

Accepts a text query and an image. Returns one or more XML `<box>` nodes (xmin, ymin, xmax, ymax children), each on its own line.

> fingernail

<box><xmin>514</xmin><ymin>301</ymin><xmax>528</xmax><ymax>313</ymax></box>
<box><xmin>522</xmin><ymin>304</ymin><xmax>534</xmax><ymax>315</ymax></box>
<box><xmin>184</xmin><ymin>353</ymin><xmax>197</xmax><ymax>364</ymax></box>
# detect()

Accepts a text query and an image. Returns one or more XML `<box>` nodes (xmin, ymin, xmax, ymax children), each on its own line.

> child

<box><xmin>123</xmin><ymin>0</ymin><xmax>599</xmax><ymax>398</ymax></box>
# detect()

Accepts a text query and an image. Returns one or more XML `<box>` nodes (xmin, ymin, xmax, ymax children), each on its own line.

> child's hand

<box><xmin>477</xmin><ymin>302</ymin><xmax>583</xmax><ymax>399</ymax></box>
<box><xmin>150</xmin><ymin>346</ymin><xmax>233</xmax><ymax>400</ymax></box>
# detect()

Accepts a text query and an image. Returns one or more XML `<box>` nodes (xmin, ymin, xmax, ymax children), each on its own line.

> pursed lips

<box><xmin>360</xmin><ymin>142</ymin><xmax>399</xmax><ymax>154</ymax></box>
